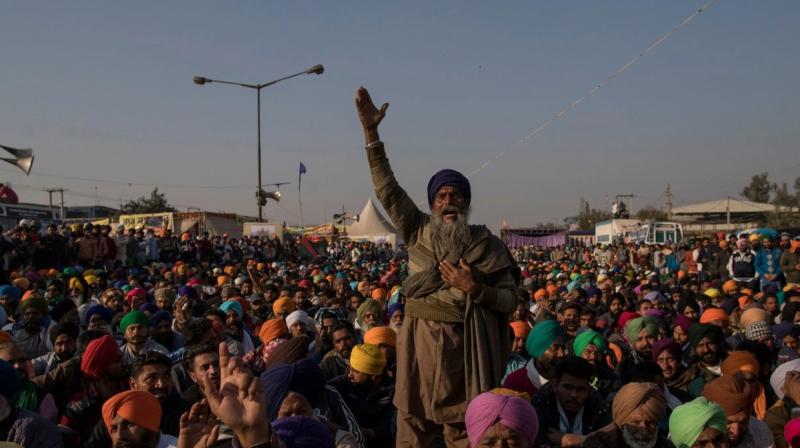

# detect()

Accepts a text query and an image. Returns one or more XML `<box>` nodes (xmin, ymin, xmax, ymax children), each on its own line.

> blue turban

<box><xmin>178</xmin><ymin>285</ymin><xmax>198</xmax><ymax>300</ymax></box>
<box><xmin>138</xmin><ymin>302</ymin><xmax>158</xmax><ymax>314</ymax></box>
<box><xmin>387</xmin><ymin>302</ymin><xmax>404</xmax><ymax>319</ymax></box>
<box><xmin>149</xmin><ymin>310</ymin><xmax>173</xmax><ymax>327</ymax></box>
<box><xmin>219</xmin><ymin>300</ymin><xmax>243</xmax><ymax>318</ymax></box>
<box><xmin>427</xmin><ymin>169</ymin><xmax>471</xmax><ymax>207</ymax></box>
<box><xmin>526</xmin><ymin>319</ymin><xmax>565</xmax><ymax>359</ymax></box>
<box><xmin>84</xmin><ymin>305</ymin><xmax>113</xmax><ymax>325</ymax></box>
<box><xmin>260</xmin><ymin>358</ymin><xmax>326</xmax><ymax>421</ymax></box>
<box><xmin>113</xmin><ymin>280</ymin><xmax>128</xmax><ymax>289</ymax></box>
<box><xmin>0</xmin><ymin>359</ymin><xmax>21</xmax><ymax>401</ymax></box>
<box><xmin>0</xmin><ymin>285</ymin><xmax>22</xmax><ymax>303</ymax></box>
<box><xmin>273</xmin><ymin>416</ymin><xmax>334</xmax><ymax>448</ymax></box>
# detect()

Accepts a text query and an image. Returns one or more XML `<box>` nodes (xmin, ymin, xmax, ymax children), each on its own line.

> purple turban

<box><xmin>652</xmin><ymin>338</ymin><xmax>682</xmax><ymax>363</ymax></box>
<box><xmin>427</xmin><ymin>169</ymin><xmax>471</xmax><ymax>207</ymax></box>
<box><xmin>260</xmin><ymin>358</ymin><xmax>325</xmax><ymax>421</ymax></box>
<box><xmin>465</xmin><ymin>392</ymin><xmax>539</xmax><ymax>447</ymax></box>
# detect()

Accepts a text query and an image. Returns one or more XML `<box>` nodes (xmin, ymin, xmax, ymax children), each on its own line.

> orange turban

<box><xmin>738</xmin><ymin>296</ymin><xmax>752</xmax><ymax>311</ymax></box>
<box><xmin>722</xmin><ymin>280</ymin><xmax>738</xmax><ymax>294</ymax></box>
<box><xmin>721</xmin><ymin>351</ymin><xmax>759</xmax><ymax>376</ymax></box>
<box><xmin>510</xmin><ymin>321</ymin><xmax>531</xmax><ymax>340</ymax></box>
<box><xmin>224</xmin><ymin>266</ymin><xmax>235</xmax><ymax>277</ymax></box>
<box><xmin>259</xmin><ymin>319</ymin><xmax>289</xmax><ymax>345</ymax></box>
<box><xmin>740</xmin><ymin>288</ymin><xmax>753</xmax><ymax>296</ymax></box>
<box><xmin>700</xmin><ymin>308</ymin><xmax>728</xmax><ymax>324</ymax></box>
<box><xmin>256</xmin><ymin>262</ymin><xmax>267</xmax><ymax>272</ymax></box>
<box><xmin>12</xmin><ymin>278</ymin><xmax>29</xmax><ymax>291</ymax></box>
<box><xmin>0</xmin><ymin>331</ymin><xmax>12</xmax><ymax>344</ymax></box>
<box><xmin>546</xmin><ymin>284</ymin><xmax>559</xmax><ymax>297</ymax></box>
<box><xmin>677</xmin><ymin>270</ymin><xmax>686</xmax><ymax>280</ymax></box>
<box><xmin>740</xmin><ymin>307</ymin><xmax>769</xmax><ymax>330</ymax></box>
<box><xmin>702</xmin><ymin>375</ymin><xmax>758</xmax><ymax>417</ymax></box>
<box><xmin>533</xmin><ymin>289</ymin><xmax>547</xmax><ymax>302</ymax></box>
<box><xmin>217</xmin><ymin>275</ymin><xmax>230</xmax><ymax>287</ymax></box>
<box><xmin>371</xmin><ymin>288</ymin><xmax>388</xmax><ymax>300</ymax></box>
<box><xmin>102</xmin><ymin>390</ymin><xmax>162</xmax><ymax>434</ymax></box>
<box><xmin>272</xmin><ymin>297</ymin><xmax>296</xmax><ymax>316</ymax></box>
<box><xmin>364</xmin><ymin>326</ymin><xmax>397</xmax><ymax>347</ymax></box>
<box><xmin>721</xmin><ymin>350</ymin><xmax>766</xmax><ymax>419</ymax></box>
<box><xmin>489</xmin><ymin>387</ymin><xmax>531</xmax><ymax>402</ymax></box>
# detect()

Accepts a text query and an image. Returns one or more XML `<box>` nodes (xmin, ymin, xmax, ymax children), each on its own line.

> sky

<box><xmin>1</xmin><ymin>1</ymin><xmax>798</xmax><ymax>231</ymax></box>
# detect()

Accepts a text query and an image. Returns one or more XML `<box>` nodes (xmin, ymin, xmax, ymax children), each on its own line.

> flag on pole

<box><xmin>298</xmin><ymin>162</ymin><xmax>306</xmax><ymax>231</ymax></box>
<box><xmin>299</xmin><ymin>162</ymin><xmax>307</xmax><ymax>175</ymax></box>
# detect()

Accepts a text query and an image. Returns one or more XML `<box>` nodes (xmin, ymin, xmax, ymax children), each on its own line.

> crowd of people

<box><xmin>0</xmin><ymin>86</ymin><xmax>798</xmax><ymax>448</ymax></box>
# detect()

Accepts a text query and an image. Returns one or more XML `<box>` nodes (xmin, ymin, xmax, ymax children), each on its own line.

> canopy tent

<box><xmin>346</xmin><ymin>198</ymin><xmax>398</xmax><ymax>247</ymax></box>
<box><xmin>673</xmin><ymin>198</ymin><xmax>796</xmax><ymax>222</ymax></box>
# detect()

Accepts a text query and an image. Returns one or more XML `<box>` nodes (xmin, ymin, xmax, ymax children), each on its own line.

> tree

<box><xmin>574</xmin><ymin>198</ymin><xmax>612</xmax><ymax>230</ymax></box>
<box><xmin>120</xmin><ymin>187</ymin><xmax>177</xmax><ymax>214</ymax></box>
<box><xmin>740</xmin><ymin>172</ymin><xmax>773</xmax><ymax>203</ymax></box>
<box><xmin>772</xmin><ymin>182</ymin><xmax>798</xmax><ymax>207</ymax></box>
<box><xmin>636</xmin><ymin>206</ymin><xmax>668</xmax><ymax>221</ymax></box>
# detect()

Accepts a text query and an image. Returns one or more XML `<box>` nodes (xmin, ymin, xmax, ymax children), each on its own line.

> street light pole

<box><xmin>257</xmin><ymin>87</ymin><xmax>262</xmax><ymax>221</ymax></box>
<box><xmin>193</xmin><ymin>64</ymin><xmax>324</xmax><ymax>221</ymax></box>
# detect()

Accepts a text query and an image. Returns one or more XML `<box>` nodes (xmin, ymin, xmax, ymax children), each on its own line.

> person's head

<box><xmin>510</xmin><ymin>322</ymin><xmax>531</xmax><ymax>355</ymax></box>
<box><xmin>625</xmin><ymin>317</ymin><xmax>659</xmax><ymax>357</ymax></box>
<box><xmin>689</xmin><ymin>324</ymin><xmax>725</xmax><ymax>367</ymax></box>
<box><xmin>466</xmin><ymin>391</ymin><xmax>539</xmax><ymax>448</ymax></box>
<box><xmin>19</xmin><ymin>295</ymin><xmax>47</xmax><ymax>331</ymax></box>
<box><xmin>637</xmin><ymin>300</ymin><xmax>653</xmax><ymax>316</ymax></box>
<box><xmin>277</xmin><ymin>391</ymin><xmax>314</xmax><ymax>419</ymax></box>
<box><xmin>669</xmin><ymin>397</ymin><xmax>729</xmax><ymax>448</ymax></box>
<box><xmin>526</xmin><ymin>320</ymin><xmax>566</xmax><ymax>380</ymax></box>
<box><xmin>558</xmin><ymin>302</ymin><xmax>581</xmax><ymax>333</ymax></box>
<box><xmin>120</xmin><ymin>311</ymin><xmax>150</xmax><ymax>346</ymax></box>
<box><xmin>50</xmin><ymin>322</ymin><xmax>79</xmax><ymax>360</ymax></box>
<box><xmin>612</xmin><ymin>383</ymin><xmax>667</xmax><ymax>448</ymax></box>
<box><xmin>330</xmin><ymin>322</ymin><xmax>355</xmax><ymax>358</ymax></box>
<box><xmin>609</xmin><ymin>294</ymin><xmax>625</xmax><ymax>314</ymax></box>
<box><xmin>572</xmin><ymin>329</ymin><xmax>606</xmax><ymax>368</ymax></box>
<box><xmin>129</xmin><ymin>352</ymin><xmax>173</xmax><ymax>402</ymax></box>
<box><xmin>428</xmin><ymin>170</ymin><xmax>473</xmax><ymax>253</ymax></box>
<box><xmin>185</xmin><ymin>343</ymin><xmax>220</xmax><ymax>391</ymax></box>
<box><xmin>701</xmin><ymin>374</ymin><xmax>758</xmax><ymax>446</ymax></box>
<box><xmin>219</xmin><ymin>300</ymin><xmax>243</xmax><ymax>330</ymax></box>
<box><xmin>102</xmin><ymin>289</ymin><xmax>125</xmax><ymax>313</ymax></box>
<box><xmin>103</xmin><ymin>390</ymin><xmax>162</xmax><ymax>448</ymax></box>
<box><xmin>0</xmin><ymin>341</ymin><xmax>30</xmax><ymax>381</ymax></box>
<box><xmin>285</xmin><ymin>310</ymin><xmax>309</xmax><ymax>338</ymax></box>
<box><xmin>553</xmin><ymin>356</ymin><xmax>594</xmax><ymax>413</ymax></box>
<box><xmin>348</xmin><ymin>344</ymin><xmax>386</xmax><ymax>385</ymax></box>
<box><xmin>363</xmin><ymin>326</ymin><xmax>397</xmax><ymax>365</ymax></box>
<box><xmin>293</xmin><ymin>289</ymin><xmax>308</xmax><ymax>309</ymax></box>
<box><xmin>652</xmin><ymin>339</ymin><xmax>682</xmax><ymax>381</ymax></box>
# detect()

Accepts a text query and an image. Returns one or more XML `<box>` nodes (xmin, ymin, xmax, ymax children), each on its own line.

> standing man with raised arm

<box><xmin>355</xmin><ymin>87</ymin><xmax>523</xmax><ymax>447</ymax></box>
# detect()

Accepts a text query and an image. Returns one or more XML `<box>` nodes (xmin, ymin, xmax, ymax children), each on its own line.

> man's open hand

<box><xmin>355</xmin><ymin>86</ymin><xmax>389</xmax><ymax>132</ymax></box>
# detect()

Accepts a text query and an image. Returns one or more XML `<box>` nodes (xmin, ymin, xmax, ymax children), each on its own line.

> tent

<box><xmin>346</xmin><ymin>198</ymin><xmax>398</xmax><ymax>246</ymax></box>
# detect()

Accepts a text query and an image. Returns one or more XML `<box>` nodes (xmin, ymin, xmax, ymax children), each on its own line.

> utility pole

<box><xmin>44</xmin><ymin>188</ymin><xmax>67</xmax><ymax>220</ymax></box>
<box><xmin>665</xmin><ymin>184</ymin><xmax>673</xmax><ymax>221</ymax></box>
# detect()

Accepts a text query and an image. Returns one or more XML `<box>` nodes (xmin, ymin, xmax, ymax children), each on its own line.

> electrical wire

<box><xmin>468</xmin><ymin>0</ymin><xmax>719</xmax><ymax>177</ymax></box>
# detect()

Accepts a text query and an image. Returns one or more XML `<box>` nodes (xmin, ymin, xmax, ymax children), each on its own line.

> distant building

<box><xmin>66</xmin><ymin>205</ymin><xmax>119</xmax><ymax>220</ymax></box>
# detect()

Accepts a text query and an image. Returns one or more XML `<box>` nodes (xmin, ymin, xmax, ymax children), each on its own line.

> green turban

<box><xmin>356</xmin><ymin>299</ymin><xmax>382</xmax><ymax>327</ymax></box>
<box><xmin>20</xmin><ymin>296</ymin><xmax>48</xmax><ymax>315</ymax></box>
<box><xmin>669</xmin><ymin>397</ymin><xmax>727</xmax><ymax>448</ymax></box>
<box><xmin>624</xmin><ymin>316</ymin><xmax>659</xmax><ymax>343</ymax></box>
<box><xmin>572</xmin><ymin>329</ymin><xmax>606</xmax><ymax>357</ymax></box>
<box><xmin>62</xmin><ymin>267</ymin><xmax>77</xmax><ymax>278</ymax></box>
<box><xmin>526</xmin><ymin>319</ymin><xmax>564</xmax><ymax>359</ymax></box>
<box><xmin>119</xmin><ymin>311</ymin><xmax>149</xmax><ymax>334</ymax></box>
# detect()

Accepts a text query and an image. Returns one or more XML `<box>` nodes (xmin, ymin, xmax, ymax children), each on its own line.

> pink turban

<box><xmin>465</xmin><ymin>392</ymin><xmax>539</xmax><ymax>447</ymax></box>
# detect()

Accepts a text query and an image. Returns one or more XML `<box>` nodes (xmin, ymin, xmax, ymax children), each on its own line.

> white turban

<box><xmin>286</xmin><ymin>310</ymin><xmax>309</xmax><ymax>330</ymax></box>
<box><xmin>771</xmin><ymin>359</ymin><xmax>800</xmax><ymax>400</ymax></box>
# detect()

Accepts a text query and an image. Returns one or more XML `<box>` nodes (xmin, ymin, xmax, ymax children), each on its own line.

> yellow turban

<box><xmin>349</xmin><ymin>344</ymin><xmax>386</xmax><ymax>376</ymax></box>
<box><xmin>68</xmin><ymin>277</ymin><xmax>85</xmax><ymax>292</ymax></box>
<box><xmin>704</xmin><ymin>288</ymin><xmax>720</xmax><ymax>299</ymax></box>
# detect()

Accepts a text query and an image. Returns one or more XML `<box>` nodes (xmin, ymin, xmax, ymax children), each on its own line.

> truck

<box><xmin>595</xmin><ymin>219</ymin><xmax>683</xmax><ymax>246</ymax></box>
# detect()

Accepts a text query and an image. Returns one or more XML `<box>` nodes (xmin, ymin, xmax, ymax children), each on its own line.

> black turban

<box><xmin>688</xmin><ymin>323</ymin><xmax>725</xmax><ymax>347</ymax></box>
<box><xmin>427</xmin><ymin>169</ymin><xmax>471</xmax><ymax>207</ymax></box>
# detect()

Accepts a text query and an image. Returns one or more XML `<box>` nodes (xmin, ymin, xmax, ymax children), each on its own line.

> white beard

<box><xmin>430</xmin><ymin>207</ymin><xmax>472</xmax><ymax>259</ymax></box>
<box><xmin>622</xmin><ymin>426</ymin><xmax>657</xmax><ymax>448</ymax></box>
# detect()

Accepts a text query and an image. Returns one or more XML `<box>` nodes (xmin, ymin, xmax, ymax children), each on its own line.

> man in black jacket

<box><xmin>533</xmin><ymin>356</ymin><xmax>612</xmax><ymax>447</ymax></box>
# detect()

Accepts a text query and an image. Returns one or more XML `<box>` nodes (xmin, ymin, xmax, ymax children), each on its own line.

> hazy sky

<box><xmin>1</xmin><ymin>1</ymin><xmax>798</xmax><ymax>230</ymax></box>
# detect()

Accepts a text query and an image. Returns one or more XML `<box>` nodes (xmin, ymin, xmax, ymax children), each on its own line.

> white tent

<box><xmin>346</xmin><ymin>198</ymin><xmax>398</xmax><ymax>246</ymax></box>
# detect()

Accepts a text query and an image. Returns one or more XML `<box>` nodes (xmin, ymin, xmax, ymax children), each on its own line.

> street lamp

<box><xmin>192</xmin><ymin>64</ymin><xmax>324</xmax><ymax>221</ymax></box>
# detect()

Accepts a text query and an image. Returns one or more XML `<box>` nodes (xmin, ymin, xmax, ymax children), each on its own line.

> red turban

<box><xmin>102</xmin><ymin>390</ymin><xmax>162</xmax><ymax>434</ymax></box>
<box><xmin>81</xmin><ymin>334</ymin><xmax>120</xmax><ymax>380</ymax></box>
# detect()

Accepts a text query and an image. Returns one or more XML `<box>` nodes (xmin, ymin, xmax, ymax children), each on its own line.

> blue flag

<box><xmin>299</xmin><ymin>162</ymin><xmax>307</xmax><ymax>175</ymax></box>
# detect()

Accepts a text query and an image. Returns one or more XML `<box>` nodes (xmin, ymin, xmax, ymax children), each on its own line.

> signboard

<box><xmin>243</xmin><ymin>222</ymin><xmax>284</xmax><ymax>240</ymax></box>
<box><xmin>120</xmin><ymin>213</ymin><xmax>173</xmax><ymax>233</ymax></box>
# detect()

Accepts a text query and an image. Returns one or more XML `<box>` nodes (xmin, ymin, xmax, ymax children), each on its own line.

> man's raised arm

<box><xmin>355</xmin><ymin>86</ymin><xmax>424</xmax><ymax>243</ymax></box>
